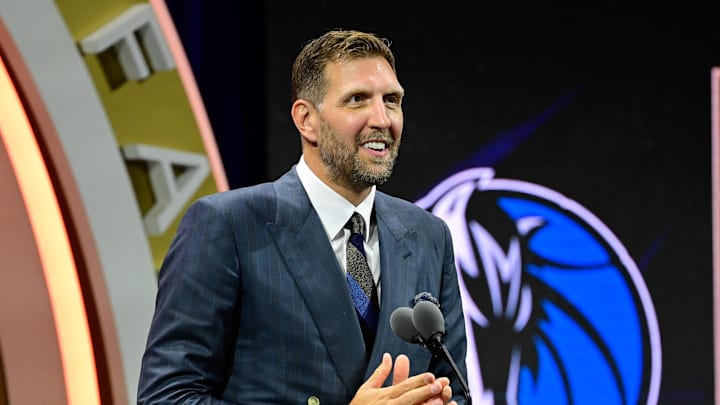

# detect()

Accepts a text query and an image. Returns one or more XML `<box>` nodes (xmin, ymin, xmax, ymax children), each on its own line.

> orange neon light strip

<box><xmin>0</xmin><ymin>56</ymin><xmax>100</xmax><ymax>404</ymax></box>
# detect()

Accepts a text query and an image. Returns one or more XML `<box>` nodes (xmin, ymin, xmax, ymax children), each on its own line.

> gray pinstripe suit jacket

<box><xmin>138</xmin><ymin>166</ymin><xmax>468</xmax><ymax>404</ymax></box>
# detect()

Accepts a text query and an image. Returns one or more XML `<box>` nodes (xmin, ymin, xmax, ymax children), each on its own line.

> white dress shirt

<box><xmin>295</xmin><ymin>156</ymin><xmax>381</xmax><ymax>301</ymax></box>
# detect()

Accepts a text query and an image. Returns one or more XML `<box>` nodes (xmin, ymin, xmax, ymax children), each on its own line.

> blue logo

<box><xmin>416</xmin><ymin>167</ymin><xmax>661</xmax><ymax>405</ymax></box>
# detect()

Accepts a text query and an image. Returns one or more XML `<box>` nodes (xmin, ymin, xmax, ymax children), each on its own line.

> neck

<box><xmin>304</xmin><ymin>154</ymin><xmax>371</xmax><ymax>206</ymax></box>
<box><xmin>337</xmin><ymin>184</ymin><xmax>371</xmax><ymax>207</ymax></box>
<box><xmin>322</xmin><ymin>171</ymin><xmax>372</xmax><ymax>207</ymax></box>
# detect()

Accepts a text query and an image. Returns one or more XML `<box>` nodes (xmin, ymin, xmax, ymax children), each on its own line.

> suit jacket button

<box><xmin>307</xmin><ymin>395</ymin><xmax>320</xmax><ymax>405</ymax></box>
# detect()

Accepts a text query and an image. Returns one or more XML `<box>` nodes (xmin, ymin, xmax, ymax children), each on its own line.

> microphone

<box><xmin>389</xmin><ymin>306</ymin><xmax>425</xmax><ymax>345</ymax></box>
<box><xmin>412</xmin><ymin>300</ymin><xmax>446</xmax><ymax>342</ymax></box>
<box><xmin>393</xmin><ymin>294</ymin><xmax>472</xmax><ymax>405</ymax></box>
<box><xmin>391</xmin><ymin>292</ymin><xmax>442</xmax><ymax>345</ymax></box>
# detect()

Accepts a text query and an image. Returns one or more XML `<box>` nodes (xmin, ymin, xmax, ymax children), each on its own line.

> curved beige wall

<box><xmin>0</xmin><ymin>0</ymin><xmax>227</xmax><ymax>403</ymax></box>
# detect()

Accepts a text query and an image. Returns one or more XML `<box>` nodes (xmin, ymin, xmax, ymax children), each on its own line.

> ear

<box><xmin>291</xmin><ymin>100</ymin><xmax>318</xmax><ymax>144</ymax></box>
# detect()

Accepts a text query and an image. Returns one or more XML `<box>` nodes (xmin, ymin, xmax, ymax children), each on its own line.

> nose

<box><xmin>367</xmin><ymin>98</ymin><xmax>392</xmax><ymax>129</ymax></box>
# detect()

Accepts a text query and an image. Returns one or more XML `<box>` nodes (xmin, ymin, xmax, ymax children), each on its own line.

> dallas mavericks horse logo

<box><xmin>415</xmin><ymin>168</ymin><xmax>662</xmax><ymax>405</ymax></box>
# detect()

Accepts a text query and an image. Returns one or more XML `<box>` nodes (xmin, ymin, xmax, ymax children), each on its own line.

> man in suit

<box><xmin>138</xmin><ymin>29</ymin><xmax>468</xmax><ymax>404</ymax></box>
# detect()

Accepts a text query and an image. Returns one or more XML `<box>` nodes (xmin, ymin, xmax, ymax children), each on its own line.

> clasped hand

<box><xmin>349</xmin><ymin>353</ymin><xmax>456</xmax><ymax>405</ymax></box>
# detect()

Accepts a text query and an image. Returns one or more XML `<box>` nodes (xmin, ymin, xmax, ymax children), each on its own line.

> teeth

<box><xmin>363</xmin><ymin>142</ymin><xmax>386</xmax><ymax>151</ymax></box>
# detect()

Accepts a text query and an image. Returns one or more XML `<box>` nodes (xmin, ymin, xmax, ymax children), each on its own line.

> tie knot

<box><xmin>346</xmin><ymin>212</ymin><xmax>365</xmax><ymax>236</ymax></box>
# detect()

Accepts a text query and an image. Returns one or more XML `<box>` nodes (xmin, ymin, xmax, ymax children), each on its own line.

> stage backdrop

<box><xmin>169</xmin><ymin>3</ymin><xmax>718</xmax><ymax>404</ymax></box>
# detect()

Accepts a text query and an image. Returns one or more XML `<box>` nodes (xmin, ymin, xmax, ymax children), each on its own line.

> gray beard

<box><xmin>318</xmin><ymin>122</ymin><xmax>399</xmax><ymax>189</ymax></box>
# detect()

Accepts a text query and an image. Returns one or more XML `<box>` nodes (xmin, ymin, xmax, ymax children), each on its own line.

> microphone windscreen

<box><xmin>412</xmin><ymin>300</ymin><xmax>445</xmax><ymax>340</ymax></box>
<box><xmin>390</xmin><ymin>307</ymin><xmax>419</xmax><ymax>343</ymax></box>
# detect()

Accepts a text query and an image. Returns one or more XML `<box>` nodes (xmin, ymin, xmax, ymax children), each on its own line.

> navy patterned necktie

<box><xmin>345</xmin><ymin>212</ymin><xmax>379</xmax><ymax>349</ymax></box>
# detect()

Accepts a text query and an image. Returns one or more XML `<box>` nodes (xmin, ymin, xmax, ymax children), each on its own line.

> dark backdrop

<box><xmin>166</xmin><ymin>2</ymin><xmax>718</xmax><ymax>402</ymax></box>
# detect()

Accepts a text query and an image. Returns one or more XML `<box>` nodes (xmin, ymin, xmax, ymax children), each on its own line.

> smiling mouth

<box><xmin>362</xmin><ymin>141</ymin><xmax>387</xmax><ymax>152</ymax></box>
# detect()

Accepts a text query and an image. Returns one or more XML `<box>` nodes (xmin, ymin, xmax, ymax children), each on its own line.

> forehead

<box><xmin>324</xmin><ymin>57</ymin><xmax>403</xmax><ymax>95</ymax></box>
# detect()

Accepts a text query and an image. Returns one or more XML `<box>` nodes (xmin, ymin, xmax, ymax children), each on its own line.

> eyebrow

<box><xmin>387</xmin><ymin>89</ymin><xmax>405</xmax><ymax>98</ymax></box>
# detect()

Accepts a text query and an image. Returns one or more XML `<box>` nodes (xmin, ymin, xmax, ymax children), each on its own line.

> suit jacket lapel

<box><xmin>267</xmin><ymin>168</ymin><xmax>368</xmax><ymax>392</ymax></box>
<box><xmin>366</xmin><ymin>194</ymin><xmax>422</xmax><ymax>372</ymax></box>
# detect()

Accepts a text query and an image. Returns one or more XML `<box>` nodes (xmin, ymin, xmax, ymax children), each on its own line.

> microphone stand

<box><xmin>425</xmin><ymin>334</ymin><xmax>472</xmax><ymax>405</ymax></box>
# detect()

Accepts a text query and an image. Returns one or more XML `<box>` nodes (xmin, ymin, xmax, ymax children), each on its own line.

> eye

<box><xmin>385</xmin><ymin>94</ymin><xmax>403</xmax><ymax>107</ymax></box>
<box><xmin>347</xmin><ymin>94</ymin><xmax>366</xmax><ymax>104</ymax></box>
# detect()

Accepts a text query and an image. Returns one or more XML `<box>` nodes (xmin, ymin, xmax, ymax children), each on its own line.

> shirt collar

<box><xmin>296</xmin><ymin>156</ymin><xmax>375</xmax><ymax>241</ymax></box>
